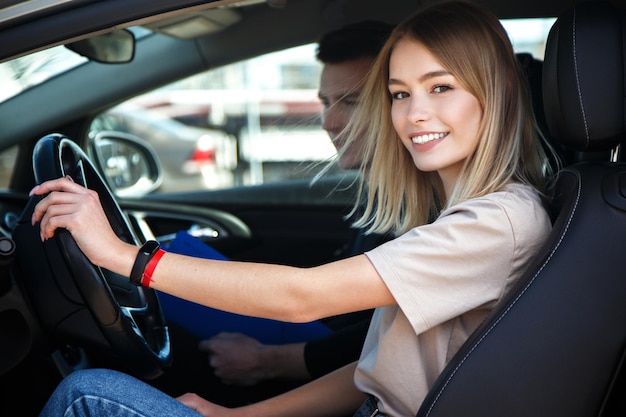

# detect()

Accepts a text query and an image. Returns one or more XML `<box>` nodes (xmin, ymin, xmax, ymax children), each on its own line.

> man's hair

<box><xmin>316</xmin><ymin>20</ymin><xmax>395</xmax><ymax>64</ymax></box>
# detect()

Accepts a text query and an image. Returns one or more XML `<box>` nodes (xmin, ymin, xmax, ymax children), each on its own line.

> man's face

<box><xmin>318</xmin><ymin>56</ymin><xmax>374</xmax><ymax>169</ymax></box>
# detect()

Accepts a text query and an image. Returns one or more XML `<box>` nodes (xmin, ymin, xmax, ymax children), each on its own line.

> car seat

<box><xmin>416</xmin><ymin>2</ymin><xmax>626</xmax><ymax>416</ymax></box>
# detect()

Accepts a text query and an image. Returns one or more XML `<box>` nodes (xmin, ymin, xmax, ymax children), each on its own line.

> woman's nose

<box><xmin>407</xmin><ymin>94</ymin><xmax>430</xmax><ymax>123</ymax></box>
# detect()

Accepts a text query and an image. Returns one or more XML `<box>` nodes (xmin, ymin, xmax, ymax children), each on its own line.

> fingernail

<box><xmin>28</xmin><ymin>185</ymin><xmax>39</xmax><ymax>196</ymax></box>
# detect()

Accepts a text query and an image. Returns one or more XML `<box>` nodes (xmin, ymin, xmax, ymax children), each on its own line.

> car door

<box><xmin>121</xmin><ymin>172</ymin><xmax>360</xmax><ymax>267</ymax></box>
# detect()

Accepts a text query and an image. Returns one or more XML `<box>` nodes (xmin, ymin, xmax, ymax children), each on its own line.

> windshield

<box><xmin>0</xmin><ymin>45</ymin><xmax>87</xmax><ymax>103</ymax></box>
<box><xmin>0</xmin><ymin>27</ymin><xmax>150</xmax><ymax>104</ymax></box>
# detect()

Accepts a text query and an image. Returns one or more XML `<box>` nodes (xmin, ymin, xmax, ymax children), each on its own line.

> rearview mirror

<box><xmin>66</xmin><ymin>29</ymin><xmax>135</xmax><ymax>64</ymax></box>
<box><xmin>88</xmin><ymin>131</ymin><xmax>163</xmax><ymax>196</ymax></box>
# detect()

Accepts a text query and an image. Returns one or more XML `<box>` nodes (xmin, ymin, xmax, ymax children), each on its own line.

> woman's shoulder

<box><xmin>368</xmin><ymin>184</ymin><xmax>550</xmax><ymax>273</ymax></box>
<box><xmin>487</xmin><ymin>183</ymin><xmax>546</xmax><ymax>217</ymax></box>
<box><xmin>485</xmin><ymin>182</ymin><xmax>544</xmax><ymax>207</ymax></box>
<box><xmin>441</xmin><ymin>183</ymin><xmax>549</xmax><ymax>232</ymax></box>
<box><xmin>453</xmin><ymin>183</ymin><xmax>543</xmax><ymax>212</ymax></box>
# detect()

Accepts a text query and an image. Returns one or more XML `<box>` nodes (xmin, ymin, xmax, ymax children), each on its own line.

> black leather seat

<box><xmin>416</xmin><ymin>2</ymin><xmax>626</xmax><ymax>416</ymax></box>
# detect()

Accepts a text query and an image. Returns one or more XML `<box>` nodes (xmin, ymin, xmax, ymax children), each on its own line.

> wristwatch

<box><xmin>129</xmin><ymin>240</ymin><xmax>160</xmax><ymax>285</ymax></box>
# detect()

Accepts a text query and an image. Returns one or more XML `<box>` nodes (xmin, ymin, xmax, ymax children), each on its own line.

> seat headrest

<box><xmin>542</xmin><ymin>1</ymin><xmax>626</xmax><ymax>152</ymax></box>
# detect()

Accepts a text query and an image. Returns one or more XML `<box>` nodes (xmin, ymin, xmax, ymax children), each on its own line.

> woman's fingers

<box><xmin>30</xmin><ymin>179</ymin><xmax>104</xmax><ymax>243</ymax></box>
<box><xmin>29</xmin><ymin>176</ymin><xmax>86</xmax><ymax>198</ymax></box>
<box><xmin>27</xmin><ymin>176</ymin><xmax>134</xmax><ymax>273</ymax></box>
<box><xmin>31</xmin><ymin>178</ymin><xmax>91</xmax><ymax>217</ymax></box>
<box><xmin>36</xmin><ymin>200</ymin><xmax>77</xmax><ymax>240</ymax></box>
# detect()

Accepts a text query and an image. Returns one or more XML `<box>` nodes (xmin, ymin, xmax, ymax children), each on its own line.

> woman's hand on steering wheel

<box><xmin>30</xmin><ymin>176</ymin><xmax>136</xmax><ymax>276</ymax></box>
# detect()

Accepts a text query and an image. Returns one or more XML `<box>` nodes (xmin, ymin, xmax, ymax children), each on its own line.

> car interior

<box><xmin>1</xmin><ymin>0</ymin><xmax>626</xmax><ymax>415</ymax></box>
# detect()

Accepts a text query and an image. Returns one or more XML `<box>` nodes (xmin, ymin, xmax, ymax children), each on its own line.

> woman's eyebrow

<box><xmin>388</xmin><ymin>69</ymin><xmax>451</xmax><ymax>87</ymax></box>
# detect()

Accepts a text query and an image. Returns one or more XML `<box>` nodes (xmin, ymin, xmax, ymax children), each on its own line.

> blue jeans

<box><xmin>352</xmin><ymin>396</ymin><xmax>387</xmax><ymax>417</ymax></box>
<box><xmin>39</xmin><ymin>369</ymin><xmax>202</xmax><ymax>417</ymax></box>
<box><xmin>40</xmin><ymin>368</ymin><xmax>377</xmax><ymax>417</ymax></box>
<box><xmin>160</xmin><ymin>231</ymin><xmax>332</xmax><ymax>343</ymax></box>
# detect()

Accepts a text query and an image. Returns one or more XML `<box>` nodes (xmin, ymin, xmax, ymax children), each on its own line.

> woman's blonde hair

<box><xmin>343</xmin><ymin>0</ymin><xmax>553</xmax><ymax>236</ymax></box>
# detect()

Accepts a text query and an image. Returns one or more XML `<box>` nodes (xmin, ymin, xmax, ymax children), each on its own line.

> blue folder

<box><xmin>157</xmin><ymin>231</ymin><xmax>331</xmax><ymax>344</ymax></box>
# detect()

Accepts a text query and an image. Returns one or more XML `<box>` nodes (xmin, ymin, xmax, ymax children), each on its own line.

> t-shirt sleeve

<box><xmin>364</xmin><ymin>198</ymin><xmax>517</xmax><ymax>334</ymax></box>
<box><xmin>303</xmin><ymin>317</ymin><xmax>372</xmax><ymax>379</ymax></box>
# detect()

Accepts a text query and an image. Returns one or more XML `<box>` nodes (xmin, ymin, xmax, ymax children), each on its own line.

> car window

<box><xmin>86</xmin><ymin>18</ymin><xmax>556</xmax><ymax>196</ymax></box>
<box><xmin>0</xmin><ymin>27</ymin><xmax>151</xmax><ymax>105</ymax></box>
<box><xmin>501</xmin><ymin>17</ymin><xmax>556</xmax><ymax>58</ymax></box>
<box><xmin>0</xmin><ymin>145</ymin><xmax>18</xmax><ymax>189</ymax></box>
<box><xmin>0</xmin><ymin>46</ymin><xmax>88</xmax><ymax>104</ymax></box>
<box><xmin>88</xmin><ymin>43</ymin><xmax>333</xmax><ymax>194</ymax></box>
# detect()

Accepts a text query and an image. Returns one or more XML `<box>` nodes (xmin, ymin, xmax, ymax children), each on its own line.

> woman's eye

<box><xmin>433</xmin><ymin>85</ymin><xmax>452</xmax><ymax>94</ymax></box>
<box><xmin>390</xmin><ymin>91</ymin><xmax>408</xmax><ymax>100</ymax></box>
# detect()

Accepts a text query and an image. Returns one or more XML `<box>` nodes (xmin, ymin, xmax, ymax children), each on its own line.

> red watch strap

<box><xmin>141</xmin><ymin>249</ymin><xmax>165</xmax><ymax>287</ymax></box>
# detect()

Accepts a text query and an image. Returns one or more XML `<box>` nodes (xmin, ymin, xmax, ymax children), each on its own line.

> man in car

<box><xmin>151</xmin><ymin>20</ymin><xmax>395</xmax><ymax>406</ymax></box>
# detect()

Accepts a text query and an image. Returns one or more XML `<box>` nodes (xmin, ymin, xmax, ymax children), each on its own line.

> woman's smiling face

<box><xmin>388</xmin><ymin>37</ymin><xmax>483</xmax><ymax>195</ymax></box>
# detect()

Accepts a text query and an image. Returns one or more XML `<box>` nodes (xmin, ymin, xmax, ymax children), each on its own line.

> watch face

<box><xmin>142</xmin><ymin>240</ymin><xmax>160</xmax><ymax>254</ymax></box>
<box><xmin>130</xmin><ymin>240</ymin><xmax>162</xmax><ymax>285</ymax></box>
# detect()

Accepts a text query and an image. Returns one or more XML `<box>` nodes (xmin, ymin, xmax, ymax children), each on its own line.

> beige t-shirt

<box><xmin>355</xmin><ymin>183</ymin><xmax>551</xmax><ymax>416</ymax></box>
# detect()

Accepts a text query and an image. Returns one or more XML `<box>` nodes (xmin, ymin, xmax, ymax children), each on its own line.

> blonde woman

<box><xmin>35</xmin><ymin>1</ymin><xmax>553</xmax><ymax>416</ymax></box>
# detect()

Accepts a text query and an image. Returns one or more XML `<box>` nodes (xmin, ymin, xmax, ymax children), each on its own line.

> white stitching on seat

<box><xmin>571</xmin><ymin>8</ymin><xmax>591</xmax><ymax>148</ymax></box>
<box><xmin>423</xmin><ymin>169</ymin><xmax>581</xmax><ymax>416</ymax></box>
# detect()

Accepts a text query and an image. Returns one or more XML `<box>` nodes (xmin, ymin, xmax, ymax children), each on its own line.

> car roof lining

<box><xmin>0</xmin><ymin>0</ymin><xmax>578</xmax><ymax>62</ymax></box>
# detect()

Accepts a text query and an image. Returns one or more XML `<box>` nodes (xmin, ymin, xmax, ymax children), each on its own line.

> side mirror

<box><xmin>88</xmin><ymin>131</ymin><xmax>163</xmax><ymax>197</ymax></box>
<box><xmin>65</xmin><ymin>29</ymin><xmax>135</xmax><ymax>64</ymax></box>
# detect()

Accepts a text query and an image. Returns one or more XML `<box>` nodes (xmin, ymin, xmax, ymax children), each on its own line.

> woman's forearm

<box><xmin>146</xmin><ymin>251</ymin><xmax>392</xmax><ymax>322</ymax></box>
<box><xmin>237</xmin><ymin>361</ymin><xmax>366</xmax><ymax>417</ymax></box>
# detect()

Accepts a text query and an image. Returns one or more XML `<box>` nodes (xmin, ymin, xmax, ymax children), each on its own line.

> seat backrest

<box><xmin>416</xmin><ymin>2</ymin><xmax>626</xmax><ymax>416</ymax></box>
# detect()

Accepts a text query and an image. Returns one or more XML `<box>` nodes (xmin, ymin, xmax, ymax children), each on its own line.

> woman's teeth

<box><xmin>412</xmin><ymin>132</ymin><xmax>447</xmax><ymax>144</ymax></box>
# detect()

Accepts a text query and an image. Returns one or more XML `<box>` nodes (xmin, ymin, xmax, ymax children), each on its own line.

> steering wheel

<box><xmin>13</xmin><ymin>133</ymin><xmax>171</xmax><ymax>379</ymax></box>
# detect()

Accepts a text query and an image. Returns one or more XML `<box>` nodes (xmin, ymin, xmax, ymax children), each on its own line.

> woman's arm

<box><xmin>152</xmin><ymin>251</ymin><xmax>390</xmax><ymax>322</ymax></box>
<box><xmin>30</xmin><ymin>177</ymin><xmax>395</xmax><ymax>321</ymax></box>
<box><xmin>179</xmin><ymin>361</ymin><xmax>367</xmax><ymax>417</ymax></box>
